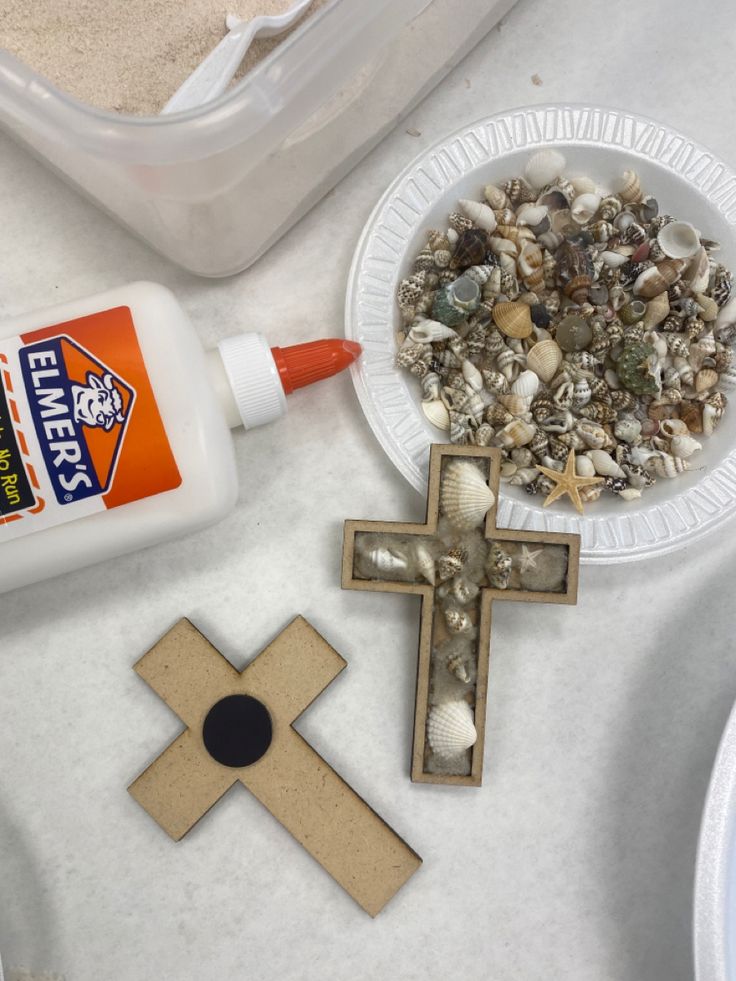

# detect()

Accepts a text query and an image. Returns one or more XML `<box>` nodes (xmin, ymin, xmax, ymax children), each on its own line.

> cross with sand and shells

<box><xmin>342</xmin><ymin>444</ymin><xmax>581</xmax><ymax>787</ymax></box>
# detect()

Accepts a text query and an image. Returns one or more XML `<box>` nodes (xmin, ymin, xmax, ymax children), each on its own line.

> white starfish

<box><xmin>518</xmin><ymin>545</ymin><xmax>543</xmax><ymax>573</ymax></box>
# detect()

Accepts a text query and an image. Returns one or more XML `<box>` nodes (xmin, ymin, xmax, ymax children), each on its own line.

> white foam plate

<box><xmin>345</xmin><ymin>103</ymin><xmax>736</xmax><ymax>563</ymax></box>
<box><xmin>695</xmin><ymin>701</ymin><xmax>736</xmax><ymax>981</ymax></box>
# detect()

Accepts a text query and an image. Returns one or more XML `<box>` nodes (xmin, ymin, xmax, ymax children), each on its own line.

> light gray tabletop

<box><xmin>1</xmin><ymin>1</ymin><xmax>734</xmax><ymax>978</ymax></box>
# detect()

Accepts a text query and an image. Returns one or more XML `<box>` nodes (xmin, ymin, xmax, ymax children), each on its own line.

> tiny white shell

<box><xmin>458</xmin><ymin>198</ymin><xmax>497</xmax><ymax>233</ymax></box>
<box><xmin>363</xmin><ymin>546</ymin><xmax>408</xmax><ymax>575</ymax></box>
<box><xmin>571</xmin><ymin>192</ymin><xmax>601</xmax><ymax>225</ymax></box>
<box><xmin>489</xmin><ymin>235</ymin><xmax>518</xmax><ymax>256</ymax></box>
<box><xmin>657</xmin><ymin>220</ymin><xmax>701</xmax><ymax>260</ymax></box>
<box><xmin>688</xmin><ymin>247</ymin><xmax>710</xmax><ymax>293</ymax></box>
<box><xmin>586</xmin><ymin>449</ymin><xmax>625</xmax><ymax>477</ymax></box>
<box><xmin>446</xmin><ymin>227</ymin><xmax>459</xmax><ymax>247</ymax></box>
<box><xmin>516</xmin><ymin>203</ymin><xmax>549</xmax><ymax>227</ymax></box>
<box><xmin>575</xmin><ymin>455</ymin><xmax>596</xmax><ymax>477</ymax></box>
<box><xmin>440</xmin><ymin>460</ymin><xmax>495</xmax><ymax>529</ymax></box>
<box><xmin>483</xmin><ymin>183</ymin><xmax>510</xmax><ymax>209</ymax></box>
<box><xmin>409</xmin><ymin>319</ymin><xmax>457</xmax><ymax>343</ymax></box>
<box><xmin>618</xmin><ymin>487</ymin><xmax>642</xmax><ymax>502</ymax></box>
<box><xmin>600</xmin><ymin>250</ymin><xmax>630</xmax><ymax>269</ymax></box>
<box><xmin>570</xmin><ymin>175</ymin><xmax>597</xmax><ymax>196</ymax></box>
<box><xmin>422</xmin><ymin>399</ymin><xmax>451</xmax><ymax>431</ymax></box>
<box><xmin>511</xmin><ymin>369</ymin><xmax>541</xmax><ymax>400</ymax></box>
<box><xmin>524</xmin><ymin>148</ymin><xmax>566</xmax><ymax>190</ymax></box>
<box><xmin>462</xmin><ymin>359</ymin><xmax>484</xmax><ymax>392</ymax></box>
<box><xmin>427</xmin><ymin>700</ymin><xmax>477</xmax><ymax>759</ymax></box>
<box><xmin>716</xmin><ymin>295</ymin><xmax>736</xmax><ymax>334</ymax></box>
<box><xmin>669</xmin><ymin>434</ymin><xmax>702</xmax><ymax>459</ymax></box>
<box><xmin>413</xmin><ymin>543</ymin><xmax>436</xmax><ymax>585</ymax></box>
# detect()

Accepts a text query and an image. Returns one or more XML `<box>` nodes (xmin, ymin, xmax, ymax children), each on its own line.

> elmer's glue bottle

<box><xmin>0</xmin><ymin>281</ymin><xmax>360</xmax><ymax>593</ymax></box>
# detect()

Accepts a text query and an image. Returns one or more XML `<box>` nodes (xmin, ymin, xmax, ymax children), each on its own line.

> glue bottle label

<box><xmin>0</xmin><ymin>306</ymin><xmax>181</xmax><ymax>541</ymax></box>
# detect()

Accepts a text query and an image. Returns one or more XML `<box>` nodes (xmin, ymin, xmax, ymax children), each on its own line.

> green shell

<box><xmin>431</xmin><ymin>276</ymin><xmax>481</xmax><ymax>327</ymax></box>
<box><xmin>616</xmin><ymin>341</ymin><xmax>661</xmax><ymax>396</ymax></box>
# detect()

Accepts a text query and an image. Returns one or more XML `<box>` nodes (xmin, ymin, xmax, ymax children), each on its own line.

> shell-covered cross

<box><xmin>342</xmin><ymin>444</ymin><xmax>580</xmax><ymax>787</ymax></box>
<box><xmin>128</xmin><ymin>616</ymin><xmax>421</xmax><ymax>916</ymax></box>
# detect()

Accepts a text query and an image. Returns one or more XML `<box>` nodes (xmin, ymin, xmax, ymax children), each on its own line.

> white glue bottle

<box><xmin>0</xmin><ymin>281</ymin><xmax>361</xmax><ymax>593</ymax></box>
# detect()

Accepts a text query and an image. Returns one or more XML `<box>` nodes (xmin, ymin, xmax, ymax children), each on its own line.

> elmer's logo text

<box><xmin>19</xmin><ymin>335</ymin><xmax>135</xmax><ymax>504</ymax></box>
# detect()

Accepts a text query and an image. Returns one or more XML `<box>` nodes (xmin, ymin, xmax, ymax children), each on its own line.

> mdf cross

<box><xmin>128</xmin><ymin>616</ymin><xmax>421</xmax><ymax>916</ymax></box>
<box><xmin>342</xmin><ymin>444</ymin><xmax>580</xmax><ymax>787</ymax></box>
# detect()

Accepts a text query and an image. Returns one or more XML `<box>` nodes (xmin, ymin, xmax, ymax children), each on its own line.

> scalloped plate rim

<box><xmin>345</xmin><ymin>101</ymin><xmax>736</xmax><ymax>564</ymax></box>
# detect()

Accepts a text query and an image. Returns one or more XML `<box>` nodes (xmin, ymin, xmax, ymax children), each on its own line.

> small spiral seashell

<box><xmin>702</xmin><ymin>391</ymin><xmax>727</xmax><ymax>430</ymax></box>
<box><xmin>397</xmin><ymin>271</ymin><xmax>426</xmax><ymax>310</ymax></box>
<box><xmin>472</xmin><ymin>423</ymin><xmax>495</xmax><ymax>447</ymax></box>
<box><xmin>574</xmin><ymin>420</ymin><xmax>608</xmax><ymax>449</ymax></box>
<box><xmin>646</xmin><ymin>453</ymin><xmax>689</xmax><ymax>479</ymax></box>
<box><xmin>538</xmin><ymin>178</ymin><xmax>574</xmax><ymax>211</ymax></box>
<box><xmin>572</xmin><ymin>378</ymin><xmax>592</xmax><ymax>409</ymax></box>
<box><xmin>614</xmin><ymin>416</ymin><xmax>642</xmax><ymax>444</ymax></box>
<box><xmin>589</xmin><ymin>221</ymin><xmax>614</xmax><ymax>243</ymax></box>
<box><xmin>615</xmin><ymin>169</ymin><xmax>643</xmax><ymax>204</ymax></box>
<box><xmin>586</xmin><ymin>449</ymin><xmax>625</xmax><ymax>478</ymax></box>
<box><xmin>498</xmin><ymin>418</ymin><xmax>537</xmax><ymax>448</ymax></box>
<box><xmin>427</xmin><ymin>700</ymin><xmax>477</xmax><ymax>759</ymax></box>
<box><xmin>451</xmin><ymin>227</ymin><xmax>490</xmax><ymax>269</ymax></box>
<box><xmin>517</xmin><ymin>242</ymin><xmax>545</xmax><ymax>291</ymax></box>
<box><xmin>713</xmin><ymin>264</ymin><xmax>733</xmax><ymax>307</ymax></box>
<box><xmin>481</xmin><ymin>368</ymin><xmax>508</xmax><ymax>395</ymax></box>
<box><xmin>574</xmin><ymin>453</ymin><xmax>597</xmax><ymax>477</ymax></box>
<box><xmin>444</xmin><ymin>606</ymin><xmax>474</xmax><ymax>635</ymax></box>
<box><xmin>483</xmin><ymin>183</ymin><xmax>511</xmax><ymax>210</ymax></box>
<box><xmin>440</xmin><ymin>460</ymin><xmax>495</xmax><ymax>529</ymax></box>
<box><xmin>359</xmin><ymin>544</ymin><xmax>409</xmax><ymax>576</ymax></box>
<box><xmin>633</xmin><ymin>258</ymin><xmax>687</xmax><ymax>298</ymax></box>
<box><xmin>420</xmin><ymin>371</ymin><xmax>442</xmax><ymax>402</ymax></box>
<box><xmin>598</xmin><ymin>196</ymin><xmax>623</xmax><ymax>222</ymax></box>
<box><xmin>500</xmin><ymin>393</ymin><xmax>531</xmax><ymax>417</ymax></box>
<box><xmin>485</xmin><ymin>403</ymin><xmax>513</xmax><ymax>429</ymax></box>
<box><xmin>458</xmin><ymin>198</ymin><xmax>497</xmax><ymax>233</ymax></box>
<box><xmin>516</xmin><ymin>203</ymin><xmax>549</xmax><ymax>227</ymax></box>
<box><xmin>642</xmin><ymin>292</ymin><xmax>670</xmax><ymax>329</ymax></box>
<box><xmin>448</xmin><ymin>211</ymin><xmax>474</xmax><ymax>234</ymax></box>
<box><xmin>489</xmin><ymin>235</ymin><xmax>518</xmax><ymax>257</ymax></box>
<box><xmin>503</xmin><ymin>177</ymin><xmax>536</xmax><ymax>205</ymax></box>
<box><xmin>463</xmin><ymin>264</ymin><xmax>494</xmax><ymax>287</ymax></box>
<box><xmin>461</xmin><ymin>359</ymin><xmax>483</xmax><ymax>393</ymax></box>
<box><xmin>524</xmin><ymin>148</ymin><xmax>566</xmax><ymax>189</ymax></box>
<box><xmin>669</xmin><ymin>434</ymin><xmax>702</xmax><ymax>459</ymax></box>
<box><xmin>552</xmin><ymin>380</ymin><xmax>574</xmax><ymax>409</ymax></box>
<box><xmin>600</xmin><ymin>249</ymin><xmax>630</xmax><ymax>269</ymax></box>
<box><xmin>494</xmin><ymin>207</ymin><xmax>517</xmax><ymax>227</ymax></box>
<box><xmin>694</xmin><ymin>293</ymin><xmax>719</xmax><ymax>323</ymax></box>
<box><xmin>437</xmin><ymin>548</ymin><xmax>465</xmax><ymax>582</ymax></box>
<box><xmin>408</xmin><ymin>319</ymin><xmax>457</xmax><ymax>344</ymax></box>
<box><xmin>413</xmin><ymin>245</ymin><xmax>436</xmax><ymax>271</ymax></box>
<box><xmin>508</xmin><ymin>466</ymin><xmax>540</xmax><ymax>486</ymax></box>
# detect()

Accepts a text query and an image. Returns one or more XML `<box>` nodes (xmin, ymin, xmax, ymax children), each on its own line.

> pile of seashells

<box><xmin>395</xmin><ymin>148</ymin><xmax>736</xmax><ymax>507</ymax></box>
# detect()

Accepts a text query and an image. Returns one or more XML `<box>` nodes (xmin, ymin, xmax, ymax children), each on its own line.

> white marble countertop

<box><xmin>2</xmin><ymin>1</ymin><xmax>735</xmax><ymax>978</ymax></box>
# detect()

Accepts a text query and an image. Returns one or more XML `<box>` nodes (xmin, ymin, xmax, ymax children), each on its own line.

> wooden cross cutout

<box><xmin>128</xmin><ymin>616</ymin><xmax>421</xmax><ymax>916</ymax></box>
<box><xmin>342</xmin><ymin>445</ymin><xmax>580</xmax><ymax>787</ymax></box>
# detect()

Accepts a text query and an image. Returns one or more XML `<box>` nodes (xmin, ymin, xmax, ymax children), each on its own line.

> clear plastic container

<box><xmin>0</xmin><ymin>0</ymin><xmax>513</xmax><ymax>277</ymax></box>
